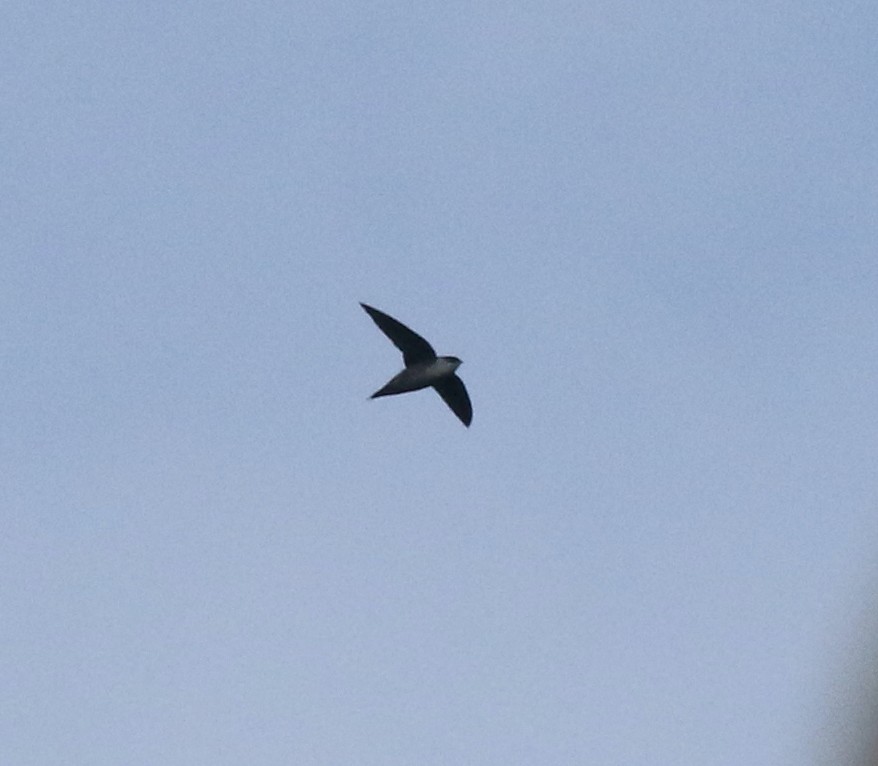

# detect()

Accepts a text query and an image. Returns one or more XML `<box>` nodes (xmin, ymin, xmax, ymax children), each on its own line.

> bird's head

<box><xmin>438</xmin><ymin>355</ymin><xmax>463</xmax><ymax>372</ymax></box>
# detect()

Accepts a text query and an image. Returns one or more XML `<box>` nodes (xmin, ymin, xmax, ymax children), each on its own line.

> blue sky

<box><xmin>2</xmin><ymin>2</ymin><xmax>877</xmax><ymax>764</ymax></box>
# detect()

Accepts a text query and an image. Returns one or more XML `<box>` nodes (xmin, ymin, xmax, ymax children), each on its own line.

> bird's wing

<box><xmin>433</xmin><ymin>374</ymin><xmax>472</xmax><ymax>427</ymax></box>
<box><xmin>360</xmin><ymin>303</ymin><xmax>436</xmax><ymax>365</ymax></box>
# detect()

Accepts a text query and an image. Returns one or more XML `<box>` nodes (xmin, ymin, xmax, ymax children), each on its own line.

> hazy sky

<box><xmin>3</xmin><ymin>2</ymin><xmax>877</xmax><ymax>764</ymax></box>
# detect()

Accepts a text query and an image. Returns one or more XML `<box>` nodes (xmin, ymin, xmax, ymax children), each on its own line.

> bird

<box><xmin>360</xmin><ymin>302</ymin><xmax>472</xmax><ymax>427</ymax></box>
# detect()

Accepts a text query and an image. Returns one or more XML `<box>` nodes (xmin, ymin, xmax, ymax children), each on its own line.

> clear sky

<box><xmin>3</xmin><ymin>2</ymin><xmax>877</xmax><ymax>764</ymax></box>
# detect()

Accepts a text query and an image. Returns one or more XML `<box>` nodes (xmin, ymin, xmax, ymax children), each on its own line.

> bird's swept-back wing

<box><xmin>433</xmin><ymin>374</ymin><xmax>472</xmax><ymax>427</ymax></box>
<box><xmin>360</xmin><ymin>303</ymin><xmax>436</xmax><ymax>366</ymax></box>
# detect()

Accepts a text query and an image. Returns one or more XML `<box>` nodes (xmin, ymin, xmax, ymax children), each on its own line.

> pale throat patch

<box><xmin>433</xmin><ymin>357</ymin><xmax>460</xmax><ymax>373</ymax></box>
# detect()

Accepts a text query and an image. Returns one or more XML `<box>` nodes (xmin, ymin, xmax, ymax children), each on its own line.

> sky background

<box><xmin>2</xmin><ymin>2</ymin><xmax>877</xmax><ymax>764</ymax></box>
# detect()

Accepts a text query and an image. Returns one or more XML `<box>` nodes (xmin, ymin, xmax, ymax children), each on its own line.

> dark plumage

<box><xmin>360</xmin><ymin>303</ymin><xmax>472</xmax><ymax>427</ymax></box>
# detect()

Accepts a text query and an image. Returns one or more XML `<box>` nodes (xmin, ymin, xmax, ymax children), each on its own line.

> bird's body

<box><xmin>370</xmin><ymin>356</ymin><xmax>463</xmax><ymax>397</ymax></box>
<box><xmin>360</xmin><ymin>303</ymin><xmax>472</xmax><ymax>427</ymax></box>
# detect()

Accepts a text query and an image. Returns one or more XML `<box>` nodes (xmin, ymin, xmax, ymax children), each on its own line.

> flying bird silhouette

<box><xmin>360</xmin><ymin>303</ymin><xmax>472</xmax><ymax>427</ymax></box>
